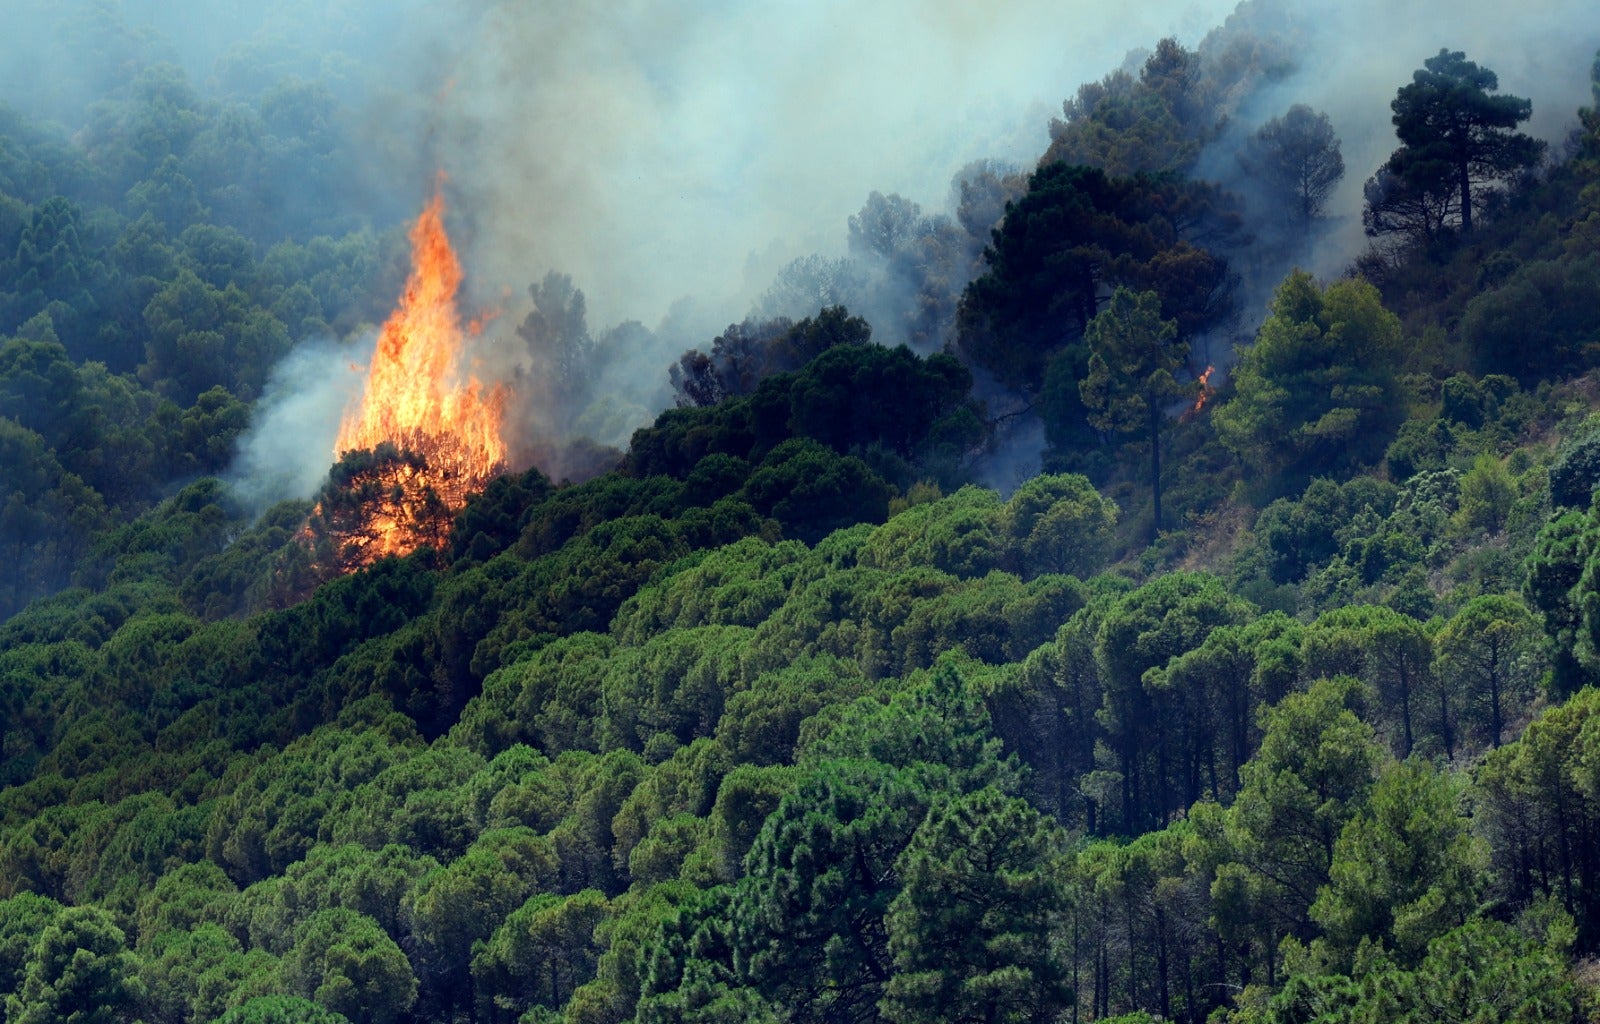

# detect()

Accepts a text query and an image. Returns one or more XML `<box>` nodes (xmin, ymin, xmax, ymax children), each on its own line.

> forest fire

<box><xmin>320</xmin><ymin>183</ymin><xmax>508</xmax><ymax>569</ymax></box>
<box><xmin>1186</xmin><ymin>365</ymin><xmax>1216</xmax><ymax>419</ymax></box>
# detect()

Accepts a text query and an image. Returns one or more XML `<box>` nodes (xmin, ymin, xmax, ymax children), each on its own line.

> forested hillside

<box><xmin>4</xmin><ymin>2</ymin><xmax>1600</xmax><ymax>1023</ymax></box>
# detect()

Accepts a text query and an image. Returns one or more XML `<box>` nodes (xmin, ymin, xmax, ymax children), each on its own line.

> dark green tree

<box><xmin>5</xmin><ymin>906</ymin><xmax>144</xmax><ymax>1024</ymax></box>
<box><xmin>1459</xmin><ymin>256</ymin><xmax>1600</xmax><ymax>382</ymax></box>
<box><xmin>729</xmin><ymin>759</ymin><xmax>932</xmax><ymax>1024</ymax></box>
<box><xmin>404</xmin><ymin>827</ymin><xmax>560</xmax><ymax>1015</ymax></box>
<box><xmin>214</xmin><ymin>996</ymin><xmax>353</xmax><ymax>1023</ymax></box>
<box><xmin>1218</xmin><ymin>676</ymin><xmax>1383</xmax><ymax>969</ymax></box>
<box><xmin>1302</xmin><ymin>605</ymin><xmax>1433</xmax><ymax>758</ymax></box>
<box><xmin>1095</xmin><ymin>572</ymin><xmax>1255</xmax><ymax>832</ymax></box>
<box><xmin>1352</xmin><ymin>920</ymin><xmax>1577</xmax><ymax>1024</ymax></box>
<box><xmin>1524</xmin><ymin>508</ymin><xmax>1594</xmax><ymax>696</ymax></box>
<box><xmin>472</xmin><ymin>889</ymin><xmax>609</xmax><ymax>1023</ymax></box>
<box><xmin>1079</xmin><ymin>288</ymin><xmax>1189</xmax><ymax>537</ymax></box>
<box><xmin>957</xmin><ymin>163</ymin><xmax>1236</xmax><ymax>389</ymax></box>
<box><xmin>1475</xmin><ymin>689</ymin><xmax>1600</xmax><ymax>943</ymax></box>
<box><xmin>282</xmin><ymin>908</ymin><xmax>416</xmax><ymax>1024</ymax></box>
<box><xmin>1044</xmin><ymin>39</ymin><xmax>1210</xmax><ymax>176</ymax></box>
<box><xmin>1309</xmin><ymin>760</ymin><xmax>1484</xmax><ymax>968</ymax></box>
<box><xmin>1239</xmin><ymin>105</ymin><xmax>1345</xmax><ymax>227</ymax></box>
<box><xmin>1368</xmin><ymin>49</ymin><xmax>1543</xmax><ymax>238</ymax></box>
<box><xmin>0</xmin><ymin>894</ymin><xmax>63</xmax><ymax>1005</ymax></box>
<box><xmin>1433</xmin><ymin>594</ymin><xmax>1539</xmax><ymax>748</ymax></box>
<box><xmin>881</xmin><ymin>787</ymin><xmax>1071</xmax><ymax>1024</ymax></box>
<box><xmin>1001</xmin><ymin>473</ymin><xmax>1118</xmax><ymax>578</ymax></box>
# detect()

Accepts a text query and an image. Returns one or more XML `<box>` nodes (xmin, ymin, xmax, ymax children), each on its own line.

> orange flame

<box><xmin>330</xmin><ymin>182</ymin><xmax>507</xmax><ymax>565</ymax></box>
<box><xmin>1187</xmin><ymin>365</ymin><xmax>1216</xmax><ymax>419</ymax></box>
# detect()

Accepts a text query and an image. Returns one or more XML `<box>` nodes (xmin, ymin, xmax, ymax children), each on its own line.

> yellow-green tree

<box><xmin>1214</xmin><ymin>271</ymin><xmax>1406</xmax><ymax>495</ymax></box>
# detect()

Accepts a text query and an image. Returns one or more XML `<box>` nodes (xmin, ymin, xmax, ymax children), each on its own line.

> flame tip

<box><xmin>323</xmin><ymin>185</ymin><xmax>508</xmax><ymax>570</ymax></box>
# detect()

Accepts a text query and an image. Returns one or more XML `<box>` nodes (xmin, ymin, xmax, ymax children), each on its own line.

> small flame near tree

<box><xmin>1184</xmin><ymin>365</ymin><xmax>1216</xmax><ymax>420</ymax></box>
<box><xmin>289</xmin><ymin>179</ymin><xmax>509</xmax><ymax>586</ymax></box>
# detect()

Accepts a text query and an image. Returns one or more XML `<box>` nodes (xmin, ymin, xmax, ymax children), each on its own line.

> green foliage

<box><xmin>282</xmin><ymin>908</ymin><xmax>415</xmax><ymax>1024</ymax></box>
<box><xmin>1303</xmin><ymin>605</ymin><xmax>1435</xmax><ymax>758</ymax></box>
<box><xmin>1215</xmin><ymin>271</ymin><xmax>1407</xmax><ymax>492</ymax></box>
<box><xmin>472</xmin><ymin>889</ymin><xmax>609</xmax><ymax>1023</ymax></box>
<box><xmin>0</xmin><ymin>894</ymin><xmax>64</xmax><ymax>1005</ymax></box>
<box><xmin>140</xmin><ymin>922</ymin><xmax>275</xmax><ymax>1024</ymax></box>
<box><xmin>635</xmin><ymin>334</ymin><xmax>976</xmax><ymax>489</ymax></box>
<box><xmin>1309</xmin><ymin>760</ymin><xmax>1485</xmax><ymax>967</ymax></box>
<box><xmin>958</xmin><ymin>162</ymin><xmax>1236</xmax><ymax>391</ymax></box>
<box><xmin>1094</xmin><ymin>571</ymin><xmax>1257</xmax><ymax>832</ymax></box>
<box><xmin>1524</xmin><ymin>507</ymin><xmax>1595</xmax><ymax>695</ymax></box>
<box><xmin>449</xmin><ymin>467</ymin><xmax>554</xmax><ymax>565</ymax></box>
<box><xmin>1433</xmin><ymin>594</ymin><xmax>1539</xmax><ymax>749</ymax></box>
<box><xmin>1476</xmin><ymin>688</ymin><xmax>1600</xmax><ymax>946</ymax></box>
<box><xmin>140</xmin><ymin>268</ymin><xmax>290</xmax><ymax>402</ymax></box>
<box><xmin>405</xmin><ymin>827</ymin><xmax>560</xmax><ymax>1014</ymax></box>
<box><xmin>1256</xmin><ymin>920</ymin><xmax>1578</xmax><ymax>1024</ymax></box>
<box><xmin>1461</xmin><ymin>255</ymin><xmax>1600</xmax><ymax>381</ymax></box>
<box><xmin>1079</xmin><ymin>288</ymin><xmax>1190</xmax><ymax>535</ymax></box>
<box><xmin>859</xmin><ymin>486</ymin><xmax>1005</xmax><ymax>577</ymax></box>
<box><xmin>726</xmin><ymin>759</ymin><xmax>928</xmax><ymax>1022</ymax></box>
<box><xmin>0</xmin><ymin>416</ymin><xmax>110</xmax><ymax>620</ymax></box>
<box><xmin>800</xmin><ymin>658</ymin><xmax>1020</xmax><ymax>796</ymax></box>
<box><xmin>1456</xmin><ymin>452</ymin><xmax>1515</xmax><ymax>535</ymax></box>
<box><xmin>214</xmin><ymin>995</ymin><xmax>353</xmax><ymax>1024</ymax></box>
<box><xmin>715</xmin><ymin>656</ymin><xmax>869</xmax><ymax>767</ymax></box>
<box><xmin>1239</xmin><ymin>104</ymin><xmax>1345</xmax><ymax>226</ymax></box>
<box><xmin>1218</xmin><ymin>677</ymin><xmax>1384</xmax><ymax>957</ymax></box>
<box><xmin>1367</xmin><ymin>49</ymin><xmax>1543</xmax><ymax>241</ymax></box>
<box><xmin>5</xmin><ymin>905</ymin><xmax>143</xmax><ymax>1024</ymax></box>
<box><xmin>742</xmin><ymin>439</ymin><xmax>892</xmax><ymax>545</ymax></box>
<box><xmin>1549</xmin><ymin>423</ymin><xmax>1600</xmax><ymax>509</ymax></box>
<box><xmin>881</xmin><ymin>787</ymin><xmax>1072</xmax><ymax>1024</ymax></box>
<box><xmin>3</xmin><ymin>19</ymin><xmax>1600</xmax><ymax>1024</ymax></box>
<box><xmin>1045</xmin><ymin>38</ymin><xmax>1216</xmax><ymax>176</ymax></box>
<box><xmin>1003</xmin><ymin>473</ymin><xmax>1118</xmax><ymax>577</ymax></box>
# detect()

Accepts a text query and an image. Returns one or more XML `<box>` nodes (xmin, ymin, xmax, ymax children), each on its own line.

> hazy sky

<box><xmin>15</xmin><ymin>0</ymin><xmax>1594</xmax><ymax>334</ymax></box>
<box><xmin>426</xmin><ymin>0</ymin><xmax>1242</xmax><ymax>327</ymax></box>
<box><xmin>15</xmin><ymin>0</ymin><xmax>1597</xmax><ymax>499</ymax></box>
<box><xmin>399</xmin><ymin>0</ymin><xmax>1593</xmax><ymax>332</ymax></box>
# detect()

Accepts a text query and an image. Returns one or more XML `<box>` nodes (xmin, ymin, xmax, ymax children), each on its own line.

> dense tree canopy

<box><xmin>1214</xmin><ymin>270</ymin><xmax>1407</xmax><ymax>493</ymax></box>
<box><xmin>957</xmin><ymin>162</ymin><xmax>1237</xmax><ymax>389</ymax></box>
<box><xmin>1079</xmin><ymin>288</ymin><xmax>1191</xmax><ymax>536</ymax></box>
<box><xmin>2</xmin><ymin>12</ymin><xmax>1600</xmax><ymax>1024</ymax></box>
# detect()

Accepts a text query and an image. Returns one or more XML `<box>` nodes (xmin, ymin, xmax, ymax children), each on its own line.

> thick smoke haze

<box><xmin>7</xmin><ymin>1</ymin><xmax>1595</xmax><ymax>338</ymax></box>
<box><xmin>1195</xmin><ymin>0</ymin><xmax>1600</xmax><ymax>290</ymax></box>
<box><xmin>5</xmin><ymin>0</ymin><xmax>1598</xmax><ymax>505</ymax></box>
<box><xmin>424</xmin><ymin>0</ymin><xmax>1239</xmax><ymax>328</ymax></box>
<box><xmin>226</xmin><ymin>337</ymin><xmax>367</xmax><ymax>511</ymax></box>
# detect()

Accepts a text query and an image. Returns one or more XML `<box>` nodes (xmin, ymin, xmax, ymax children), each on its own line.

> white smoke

<box><xmin>225</xmin><ymin>336</ymin><xmax>369</xmax><ymax>514</ymax></box>
<box><xmin>424</xmin><ymin>0</ymin><xmax>1241</xmax><ymax>329</ymax></box>
<box><xmin>1198</xmin><ymin>0</ymin><xmax>1599</xmax><ymax>278</ymax></box>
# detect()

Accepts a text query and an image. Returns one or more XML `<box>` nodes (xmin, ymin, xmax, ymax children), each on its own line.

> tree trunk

<box><xmin>1488</xmin><ymin>639</ymin><xmax>1505</xmax><ymax>747</ymax></box>
<box><xmin>1399</xmin><ymin>666</ymin><xmax>1414</xmax><ymax>757</ymax></box>
<box><xmin>1157</xmin><ymin>910</ymin><xmax>1172</xmax><ymax>1020</ymax></box>
<box><xmin>1150</xmin><ymin>404</ymin><xmax>1163</xmax><ymax>541</ymax></box>
<box><xmin>1440</xmin><ymin>687</ymin><xmax>1455</xmax><ymax>761</ymax></box>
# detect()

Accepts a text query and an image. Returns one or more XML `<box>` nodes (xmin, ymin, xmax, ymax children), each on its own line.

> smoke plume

<box><xmin>226</xmin><ymin>337</ymin><xmax>368</xmax><ymax>515</ymax></box>
<box><xmin>8</xmin><ymin>0</ymin><xmax>1597</xmax><ymax>507</ymax></box>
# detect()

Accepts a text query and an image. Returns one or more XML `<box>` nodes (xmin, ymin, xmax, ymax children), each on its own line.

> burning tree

<box><xmin>310</xmin><ymin>445</ymin><xmax>454</xmax><ymax>569</ymax></box>
<box><xmin>289</xmin><ymin>182</ymin><xmax>508</xmax><ymax>589</ymax></box>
